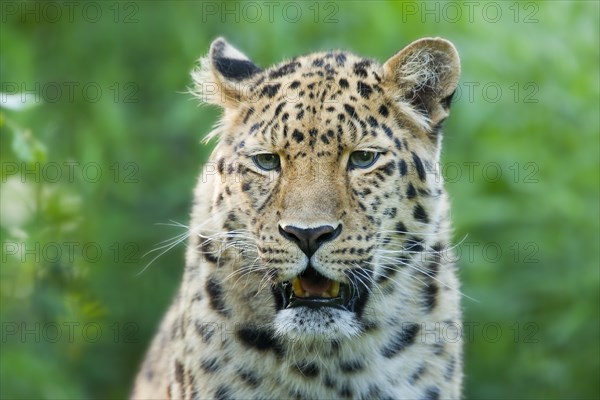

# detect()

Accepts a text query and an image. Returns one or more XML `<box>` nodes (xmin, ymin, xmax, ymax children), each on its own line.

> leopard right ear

<box><xmin>382</xmin><ymin>38</ymin><xmax>460</xmax><ymax>133</ymax></box>
<box><xmin>191</xmin><ymin>38</ymin><xmax>263</xmax><ymax>108</ymax></box>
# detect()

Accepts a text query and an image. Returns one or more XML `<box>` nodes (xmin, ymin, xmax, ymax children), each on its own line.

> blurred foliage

<box><xmin>1</xmin><ymin>1</ymin><xmax>598</xmax><ymax>399</ymax></box>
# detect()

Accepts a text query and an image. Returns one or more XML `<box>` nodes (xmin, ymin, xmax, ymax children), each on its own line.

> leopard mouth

<box><xmin>274</xmin><ymin>266</ymin><xmax>357</xmax><ymax>311</ymax></box>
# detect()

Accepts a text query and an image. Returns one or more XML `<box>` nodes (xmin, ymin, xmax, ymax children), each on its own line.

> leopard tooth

<box><xmin>292</xmin><ymin>278</ymin><xmax>303</xmax><ymax>296</ymax></box>
<box><xmin>329</xmin><ymin>281</ymin><xmax>340</xmax><ymax>297</ymax></box>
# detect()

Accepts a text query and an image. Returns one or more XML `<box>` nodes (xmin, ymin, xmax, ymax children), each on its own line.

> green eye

<box><xmin>252</xmin><ymin>153</ymin><xmax>280</xmax><ymax>171</ymax></box>
<box><xmin>349</xmin><ymin>151</ymin><xmax>379</xmax><ymax>169</ymax></box>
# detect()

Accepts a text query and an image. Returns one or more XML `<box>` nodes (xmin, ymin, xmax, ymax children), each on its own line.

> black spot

<box><xmin>243</xmin><ymin>107</ymin><xmax>254</xmax><ymax>124</ymax></box>
<box><xmin>174</xmin><ymin>360</ymin><xmax>184</xmax><ymax>383</ymax></box>
<box><xmin>366</xmin><ymin>116</ymin><xmax>379</xmax><ymax>127</ymax></box>
<box><xmin>214</xmin><ymin>385</ymin><xmax>232</xmax><ymax>400</ymax></box>
<box><xmin>380</xmin><ymin>161</ymin><xmax>396</xmax><ymax>176</ymax></box>
<box><xmin>422</xmin><ymin>282</ymin><xmax>438</xmax><ymax>312</ymax></box>
<box><xmin>406</xmin><ymin>183</ymin><xmax>417</xmax><ymax>199</ymax></box>
<box><xmin>274</xmin><ymin>102</ymin><xmax>285</xmax><ymax>117</ymax></box>
<box><xmin>200</xmin><ymin>357</ymin><xmax>220</xmax><ymax>373</ymax></box>
<box><xmin>381</xmin><ymin>323</ymin><xmax>420</xmax><ymax>358</ymax></box>
<box><xmin>335</xmin><ymin>53</ymin><xmax>347</xmax><ymax>66</ymax></box>
<box><xmin>407</xmin><ymin>235</ymin><xmax>424</xmax><ymax>252</ymax></box>
<box><xmin>365</xmin><ymin>385</ymin><xmax>382</xmax><ymax>399</ymax></box>
<box><xmin>411</xmin><ymin>152</ymin><xmax>426</xmax><ymax>181</ymax></box>
<box><xmin>292</xmin><ymin>129</ymin><xmax>304</xmax><ymax>143</ymax></box>
<box><xmin>426</xmin><ymin>261</ymin><xmax>441</xmax><ymax>277</ymax></box>
<box><xmin>294</xmin><ymin>361</ymin><xmax>319</xmax><ymax>378</ymax></box>
<box><xmin>353</xmin><ymin>62</ymin><xmax>369</xmax><ymax>78</ymax></box>
<box><xmin>261</xmin><ymin>83</ymin><xmax>281</xmax><ymax>98</ymax></box>
<box><xmin>241</xmin><ymin>182</ymin><xmax>251</xmax><ymax>192</ymax></box>
<box><xmin>357</xmin><ymin>81</ymin><xmax>373</xmax><ymax>99</ymax></box>
<box><xmin>217</xmin><ymin>157</ymin><xmax>225</xmax><ymax>174</ymax></box>
<box><xmin>394</xmin><ymin>138</ymin><xmax>402</xmax><ymax>150</ymax></box>
<box><xmin>344</xmin><ymin>104</ymin><xmax>356</xmax><ymax>117</ymax></box>
<box><xmin>238</xmin><ymin>368</ymin><xmax>260</xmax><ymax>388</ymax></box>
<box><xmin>340</xmin><ymin>359</ymin><xmax>364</xmax><ymax>373</ymax></box>
<box><xmin>271</xmin><ymin>285</ymin><xmax>285</xmax><ymax>311</ymax></box>
<box><xmin>296</xmin><ymin>109</ymin><xmax>305</xmax><ymax>120</ymax></box>
<box><xmin>269</xmin><ymin>61</ymin><xmax>300</xmax><ymax>79</ymax></box>
<box><xmin>398</xmin><ymin>159</ymin><xmax>408</xmax><ymax>176</ymax></box>
<box><xmin>320</xmin><ymin>134</ymin><xmax>330</xmax><ymax>144</ymax></box>
<box><xmin>195</xmin><ymin>320</ymin><xmax>215</xmax><ymax>342</ymax></box>
<box><xmin>201</xmin><ymin>240</ymin><xmax>219</xmax><ymax>263</ymax></box>
<box><xmin>290</xmin><ymin>80</ymin><xmax>301</xmax><ymax>89</ymax></box>
<box><xmin>381</xmin><ymin>123</ymin><xmax>393</xmax><ymax>138</ymax></box>
<box><xmin>323</xmin><ymin>375</ymin><xmax>336</xmax><ymax>388</ymax></box>
<box><xmin>348</xmin><ymin>278</ymin><xmax>371</xmax><ymax>318</ymax></box>
<box><xmin>421</xmin><ymin>387</ymin><xmax>440</xmax><ymax>400</ymax></box>
<box><xmin>339</xmin><ymin>78</ymin><xmax>349</xmax><ymax>89</ymax></box>
<box><xmin>250</xmin><ymin>122</ymin><xmax>261</xmax><ymax>133</ymax></box>
<box><xmin>378</xmin><ymin>104</ymin><xmax>389</xmax><ymax>117</ymax></box>
<box><xmin>205</xmin><ymin>276</ymin><xmax>229</xmax><ymax>316</ymax></box>
<box><xmin>237</xmin><ymin>326</ymin><xmax>282</xmax><ymax>356</ymax></box>
<box><xmin>384</xmin><ymin>207</ymin><xmax>397</xmax><ymax>219</ymax></box>
<box><xmin>413</xmin><ymin>204</ymin><xmax>429</xmax><ymax>223</ymax></box>
<box><xmin>339</xmin><ymin>384</ymin><xmax>353</xmax><ymax>398</ymax></box>
<box><xmin>445</xmin><ymin>356</ymin><xmax>456</xmax><ymax>381</ymax></box>
<box><xmin>433</xmin><ymin>342</ymin><xmax>445</xmax><ymax>356</ymax></box>
<box><xmin>312</xmin><ymin>58</ymin><xmax>324</xmax><ymax>67</ymax></box>
<box><xmin>409</xmin><ymin>364</ymin><xmax>426</xmax><ymax>384</ymax></box>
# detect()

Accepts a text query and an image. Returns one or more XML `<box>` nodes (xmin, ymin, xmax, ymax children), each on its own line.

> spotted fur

<box><xmin>133</xmin><ymin>37</ymin><xmax>463</xmax><ymax>399</ymax></box>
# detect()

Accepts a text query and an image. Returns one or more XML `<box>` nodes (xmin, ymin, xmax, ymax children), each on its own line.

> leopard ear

<box><xmin>383</xmin><ymin>38</ymin><xmax>460</xmax><ymax>132</ymax></box>
<box><xmin>191</xmin><ymin>38</ymin><xmax>262</xmax><ymax>108</ymax></box>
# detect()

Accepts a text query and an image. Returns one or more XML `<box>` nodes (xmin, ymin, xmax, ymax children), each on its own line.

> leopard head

<box><xmin>188</xmin><ymin>37</ymin><xmax>460</xmax><ymax>344</ymax></box>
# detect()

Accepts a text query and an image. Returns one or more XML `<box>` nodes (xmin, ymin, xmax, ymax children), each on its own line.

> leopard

<box><xmin>132</xmin><ymin>36</ymin><xmax>463</xmax><ymax>400</ymax></box>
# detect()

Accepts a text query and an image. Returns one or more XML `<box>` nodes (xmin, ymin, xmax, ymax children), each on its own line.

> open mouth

<box><xmin>274</xmin><ymin>266</ymin><xmax>357</xmax><ymax>311</ymax></box>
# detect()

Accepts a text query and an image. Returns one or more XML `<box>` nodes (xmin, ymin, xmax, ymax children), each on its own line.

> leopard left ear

<box><xmin>383</xmin><ymin>38</ymin><xmax>460</xmax><ymax>133</ymax></box>
<box><xmin>191</xmin><ymin>38</ymin><xmax>263</xmax><ymax>108</ymax></box>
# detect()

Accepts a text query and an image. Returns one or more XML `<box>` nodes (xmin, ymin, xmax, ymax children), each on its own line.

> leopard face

<box><xmin>188</xmin><ymin>37</ymin><xmax>460</xmax><ymax>344</ymax></box>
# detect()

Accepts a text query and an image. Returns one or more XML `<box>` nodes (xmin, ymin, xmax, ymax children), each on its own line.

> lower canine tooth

<box><xmin>292</xmin><ymin>278</ymin><xmax>303</xmax><ymax>296</ymax></box>
<box><xmin>329</xmin><ymin>281</ymin><xmax>340</xmax><ymax>297</ymax></box>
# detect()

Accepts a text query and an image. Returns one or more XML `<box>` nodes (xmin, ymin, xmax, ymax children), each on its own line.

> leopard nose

<box><xmin>279</xmin><ymin>224</ymin><xmax>342</xmax><ymax>258</ymax></box>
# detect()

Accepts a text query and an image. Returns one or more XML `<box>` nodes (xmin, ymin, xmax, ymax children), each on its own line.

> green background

<box><xmin>1</xmin><ymin>1</ymin><xmax>598</xmax><ymax>398</ymax></box>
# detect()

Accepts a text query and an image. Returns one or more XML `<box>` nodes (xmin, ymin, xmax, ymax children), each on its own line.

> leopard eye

<box><xmin>348</xmin><ymin>151</ymin><xmax>379</xmax><ymax>169</ymax></box>
<box><xmin>252</xmin><ymin>153</ymin><xmax>281</xmax><ymax>171</ymax></box>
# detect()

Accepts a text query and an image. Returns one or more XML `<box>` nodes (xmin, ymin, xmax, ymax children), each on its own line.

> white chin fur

<box><xmin>273</xmin><ymin>307</ymin><xmax>362</xmax><ymax>343</ymax></box>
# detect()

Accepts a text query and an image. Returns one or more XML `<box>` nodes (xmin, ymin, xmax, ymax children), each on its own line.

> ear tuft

<box><xmin>383</xmin><ymin>38</ymin><xmax>460</xmax><ymax>129</ymax></box>
<box><xmin>191</xmin><ymin>38</ymin><xmax>262</xmax><ymax>108</ymax></box>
